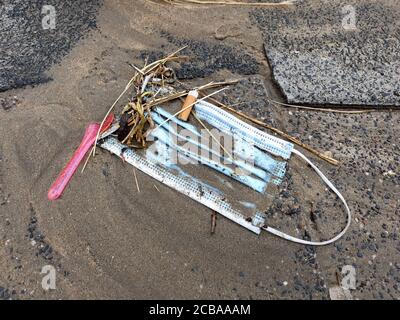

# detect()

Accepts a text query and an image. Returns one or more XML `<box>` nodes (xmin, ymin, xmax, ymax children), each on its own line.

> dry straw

<box><xmin>160</xmin><ymin>0</ymin><xmax>297</xmax><ymax>7</ymax></box>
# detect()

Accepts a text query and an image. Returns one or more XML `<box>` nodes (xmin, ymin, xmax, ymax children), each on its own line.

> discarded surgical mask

<box><xmin>99</xmin><ymin>101</ymin><xmax>351</xmax><ymax>246</ymax></box>
<box><xmin>150</xmin><ymin>109</ymin><xmax>284</xmax><ymax>193</ymax></box>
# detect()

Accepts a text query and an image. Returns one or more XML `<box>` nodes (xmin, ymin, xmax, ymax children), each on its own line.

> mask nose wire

<box><xmin>262</xmin><ymin>148</ymin><xmax>351</xmax><ymax>246</ymax></box>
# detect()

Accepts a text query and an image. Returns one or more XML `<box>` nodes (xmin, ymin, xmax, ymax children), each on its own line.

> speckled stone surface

<box><xmin>252</xmin><ymin>0</ymin><xmax>400</xmax><ymax>106</ymax></box>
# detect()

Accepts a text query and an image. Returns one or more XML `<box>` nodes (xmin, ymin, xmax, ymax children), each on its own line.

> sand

<box><xmin>0</xmin><ymin>0</ymin><xmax>399</xmax><ymax>300</ymax></box>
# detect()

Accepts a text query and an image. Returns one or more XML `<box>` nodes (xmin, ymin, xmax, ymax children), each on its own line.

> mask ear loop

<box><xmin>261</xmin><ymin>149</ymin><xmax>351</xmax><ymax>246</ymax></box>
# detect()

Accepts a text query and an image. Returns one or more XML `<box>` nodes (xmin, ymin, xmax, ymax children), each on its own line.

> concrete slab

<box><xmin>252</xmin><ymin>0</ymin><xmax>400</xmax><ymax>106</ymax></box>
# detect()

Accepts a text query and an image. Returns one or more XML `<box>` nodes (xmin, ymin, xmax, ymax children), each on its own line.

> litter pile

<box><xmin>159</xmin><ymin>0</ymin><xmax>298</xmax><ymax>7</ymax></box>
<box><xmin>49</xmin><ymin>49</ymin><xmax>351</xmax><ymax>246</ymax></box>
<box><xmin>97</xmin><ymin>48</ymin><xmax>236</xmax><ymax>150</ymax></box>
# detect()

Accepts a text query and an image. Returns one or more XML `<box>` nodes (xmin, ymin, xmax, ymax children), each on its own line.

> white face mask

<box><xmin>100</xmin><ymin>101</ymin><xmax>351</xmax><ymax>246</ymax></box>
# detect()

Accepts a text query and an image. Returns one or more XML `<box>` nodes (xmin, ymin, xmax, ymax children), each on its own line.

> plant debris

<box><xmin>211</xmin><ymin>211</ymin><xmax>217</xmax><ymax>235</ymax></box>
<box><xmin>93</xmin><ymin>48</ymin><xmax>238</xmax><ymax>155</ymax></box>
<box><xmin>159</xmin><ymin>0</ymin><xmax>297</xmax><ymax>7</ymax></box>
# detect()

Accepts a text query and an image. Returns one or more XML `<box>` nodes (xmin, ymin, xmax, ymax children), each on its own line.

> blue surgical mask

<box><xmin>100</xmin><ymin>100</ymin><xmax>351</xmax><ymax>246</ymax></box>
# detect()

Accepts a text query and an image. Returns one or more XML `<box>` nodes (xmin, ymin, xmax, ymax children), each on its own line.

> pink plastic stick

<box><xmin>47</xmin><ymin>123</ymin><xmax>100</xmax><ymax>200</ymax></box>
<box><xmin>48</xmin><ymin>114</ymin><xmax>115</xmax><ymax>201</ymax></box>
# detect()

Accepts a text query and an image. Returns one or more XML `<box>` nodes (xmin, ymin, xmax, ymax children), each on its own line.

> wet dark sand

<box><xmin>0</xmin><ymin>0</ymin><xmax>399</xmax><ymax>299</ymax></box>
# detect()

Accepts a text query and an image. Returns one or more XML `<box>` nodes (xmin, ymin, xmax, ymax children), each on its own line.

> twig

<box><xmin>127</xmin><ymin>62</ymin><xmax>145</xmax><ymax>75</ymax></box>
<box><xmin>81</xmin><ymin>149</ymin><xmax>93</xmax><ymax>173</ymax></box>
<box><xmin>268</xmin><ymin>98</ymin><xmax>379</xmax><ymax>114</ymax></box>
<box><xmin>92</xmin><ymin>47</ymin><xmax>188</xmax><ymax>158</ymax></box>
<box><xmin>133</xmin><ymin>168</ymin><xmax>140</xmax><ymax>193</ymax></box>
<box><xmin>195</xmin><ymin>80</ymin><xmax>239</xmax><ymax>91</ymax></box>
<box><xmin>91</xmin><ymin>75</ymin><xmax>138</xmax><ymax>157</ymax></box>
<box><xmin>145</xmin><ymin>90</ymin><xmax>188</xmax><ymax>108</ymax></box>
<box><xmin>140</xmin><ymin>46</ymin><xmax>188</xmax><ymax>76</ymax></box>
<box><xmin>162</xmin><ymin>0</ymin><xmax>297</xmax><ymax>7</ymax></box>
<box><xmin>192</xmin><ymin>111</ymin><xmax>234</xmax><ymax>161</ymax></box>
<box><xmin>211</xmin><ymin>211</ymin><xmax>217</xmax><ymax>235</ymax></box>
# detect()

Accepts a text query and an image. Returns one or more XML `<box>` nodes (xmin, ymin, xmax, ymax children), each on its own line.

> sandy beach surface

<box><xmin>0</xmin><ymin>0</ymin><xmax>399</xmax><ymax>300</ymax></box>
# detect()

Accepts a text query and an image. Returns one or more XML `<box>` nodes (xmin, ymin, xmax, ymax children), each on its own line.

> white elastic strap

<box><xmin>262</xmin><ymin>149</ymin><xmax>351</xmax><ymax>246</ymax></box>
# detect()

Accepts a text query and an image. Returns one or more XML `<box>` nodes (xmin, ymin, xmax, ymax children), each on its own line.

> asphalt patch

<box><xmin>27</xmin><ymin>204</ymin><xmax>54</xmax><ymax>260</ymax></box>
<box><xmin>0</xmin><ymin>0</ymin><xmax>102</xmax><ymax>92</ymax></box>
<box><xmin>0</xmin><ymin>287</ymin><xmax>11</xmax><ymax>300</ymax></box>
<box><xmin>141</xmin><ymin>31</ymin><xmax>259</xmax><ymax>79</ymax></box>
<box><xmin>251</xmin><ymin>0</ymin><xmax>400</xmax><ymax>106</ymax></box>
